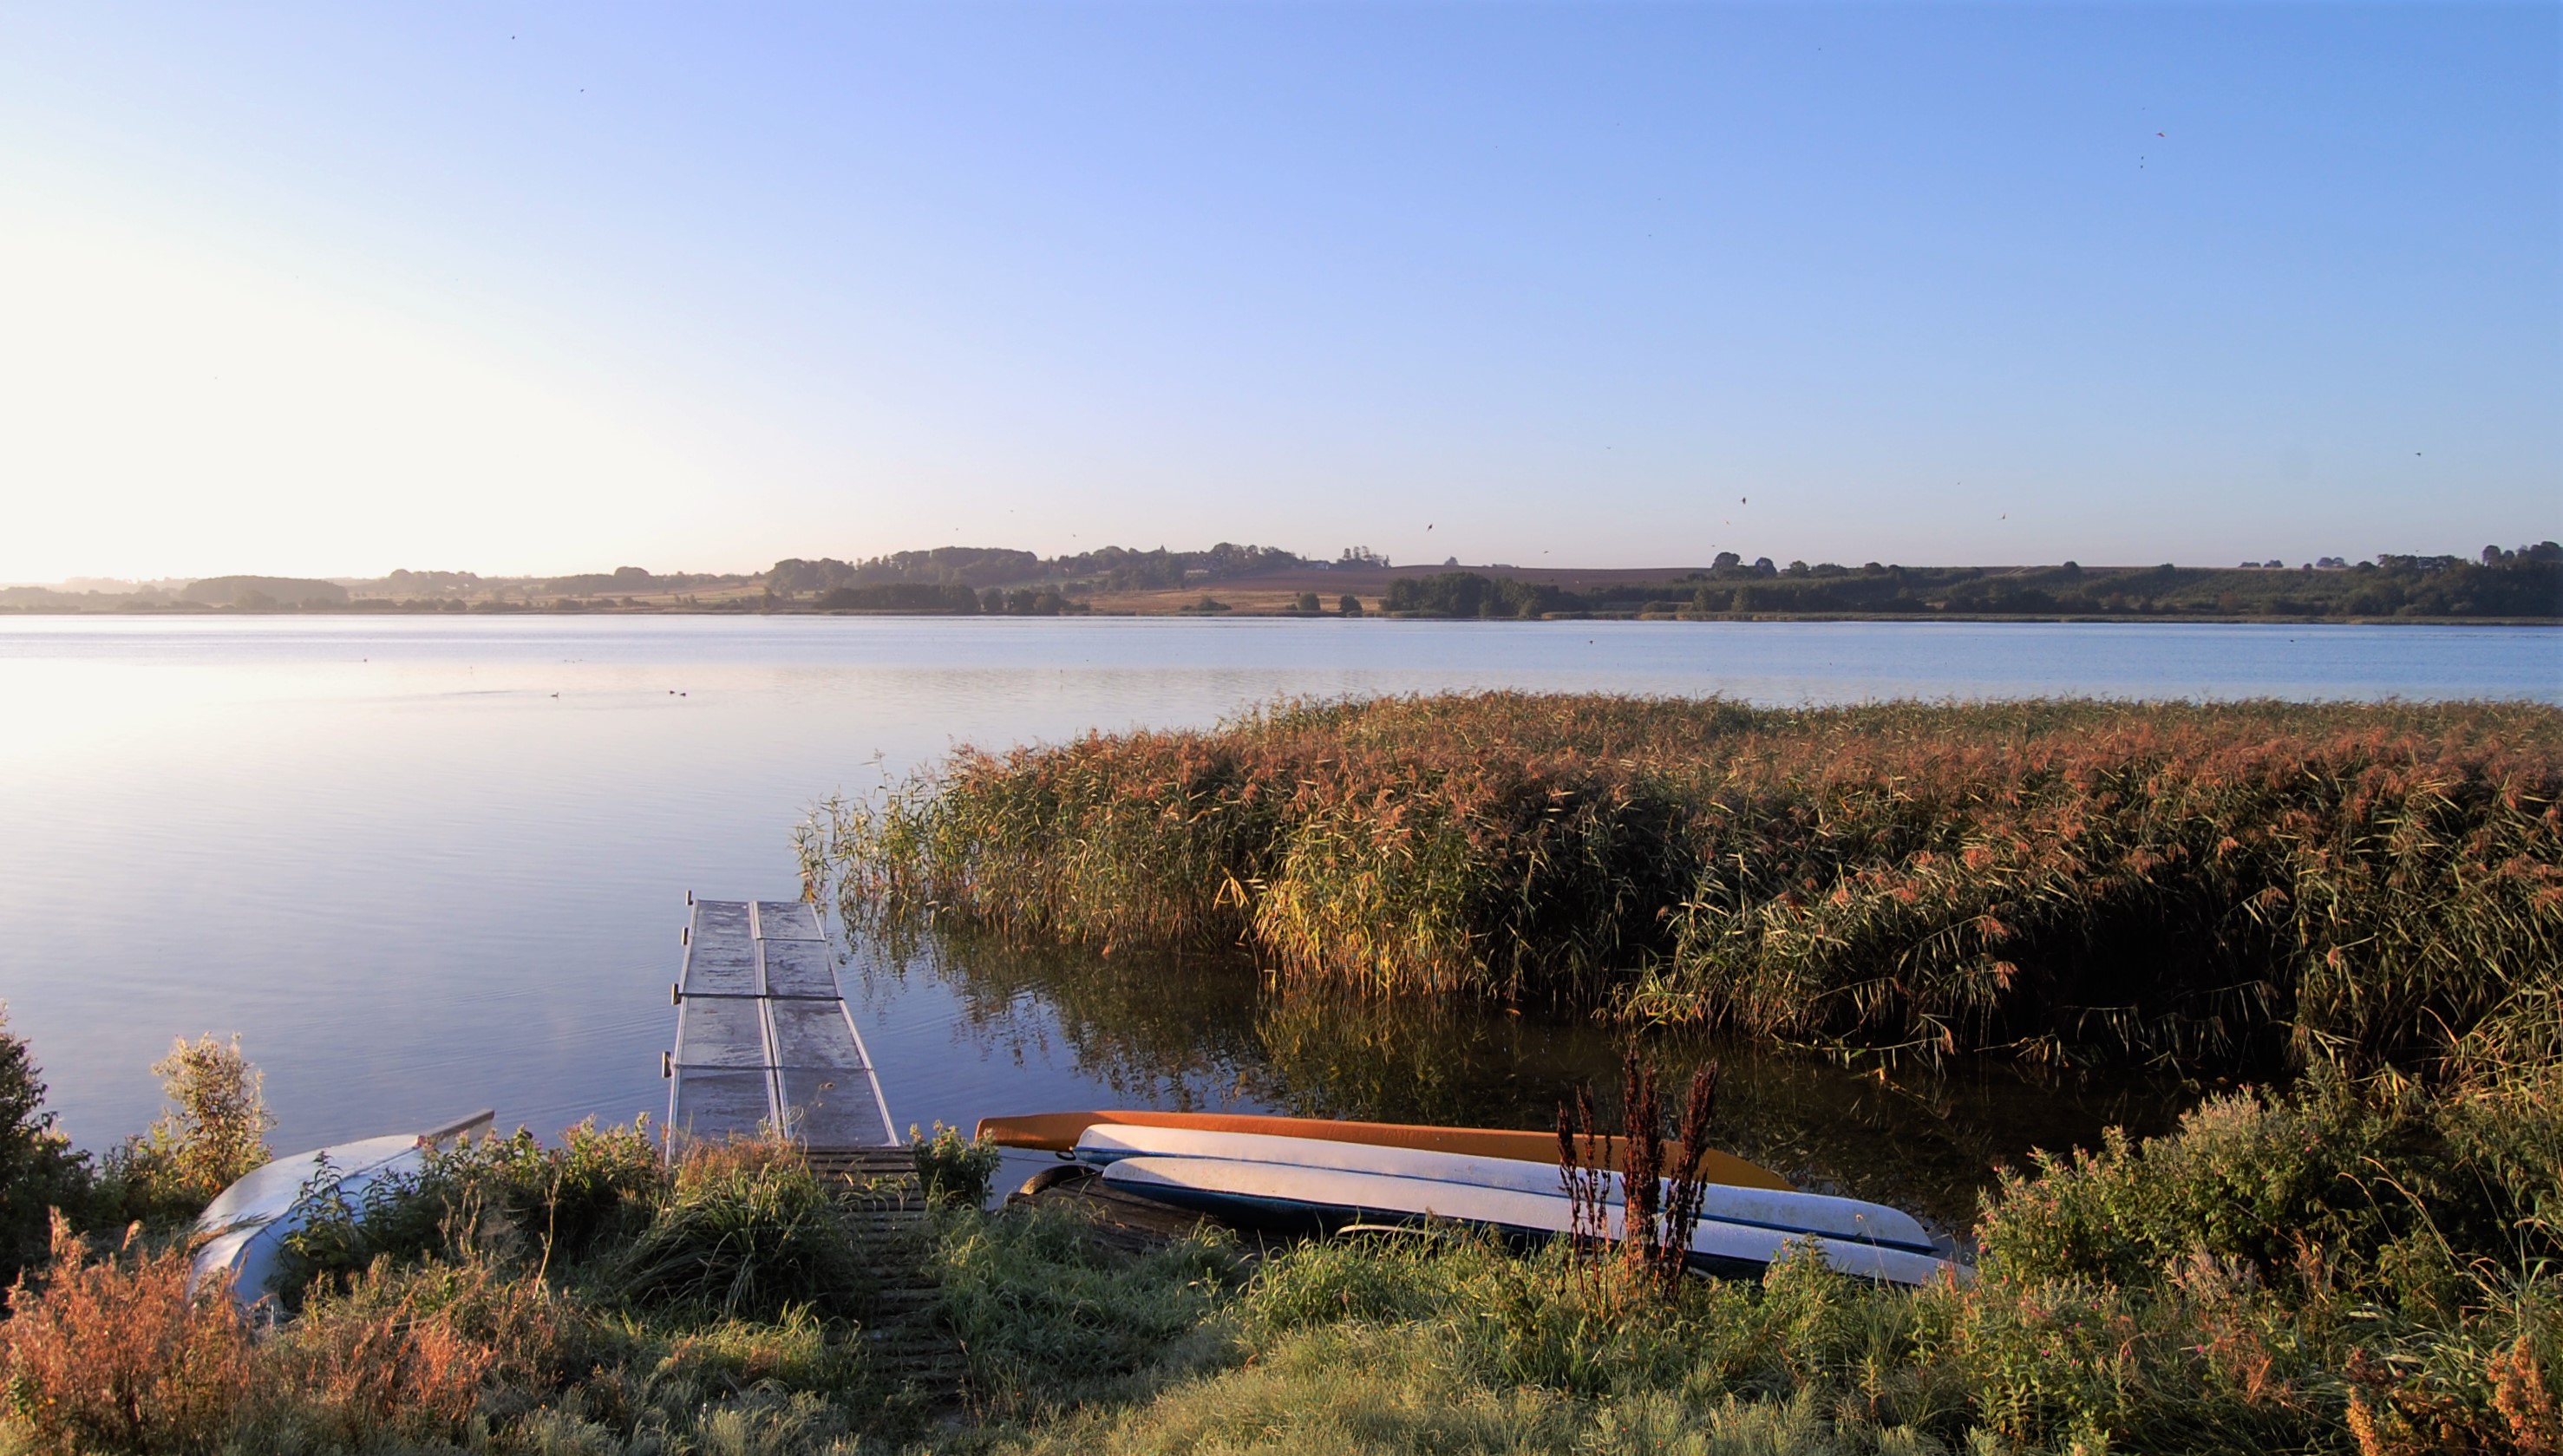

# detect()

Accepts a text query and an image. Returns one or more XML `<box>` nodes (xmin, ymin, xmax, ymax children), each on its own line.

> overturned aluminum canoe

<box><xmin>1099</xmin><ymin>1154</ymin><xmax>1967</xmax><ymax>1287</ymax></box>
<box><xmin>1071</xmin><ymin>1123</ymin><xmax>1938</xmax><ymax>1254</ymax></box>
<box><xmin>978</xmin><ymin>1108</ymin><xmax>1793</xmax><ymax>1192</ymax></box>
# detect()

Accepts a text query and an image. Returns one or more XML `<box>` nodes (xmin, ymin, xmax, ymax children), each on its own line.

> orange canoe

<box><xmin>974</xmin><ymin>1109</ymin><xmax>1793</xmax><ymax>1192</ymax></box>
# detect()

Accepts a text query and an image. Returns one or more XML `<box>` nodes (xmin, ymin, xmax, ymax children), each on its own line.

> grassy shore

<box><xmin>0</xmin><ymin>1023</ymin><xmax>2554</xmax><ymax>1453</ymax></box>
<box><xmin>801</xmin><ymin>695</ymin><xmax>2563</xmax><ymax>1075</ymax></box>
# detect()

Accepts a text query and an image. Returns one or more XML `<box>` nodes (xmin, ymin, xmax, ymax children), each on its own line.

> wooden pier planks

<box><xmin>666</xmin><ymin>897</ymin><xmax>897</xmax><ymax>1148</ymax></box>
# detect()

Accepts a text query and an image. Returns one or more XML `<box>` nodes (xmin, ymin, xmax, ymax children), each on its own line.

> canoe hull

<box><xmin>193</xmin><ymin>1134</ymin><xmax>428</xmax><ymax>1306</ymax></box>
<box><xmin>978</xmin><ymin>1109</ymin><xmax>1792</xmax><ymax>1192</ymax></box>
<box><xmin>1071</xmin><ymin>1124</ymin><xmax>1937</xmax><ymax>1254</ymax></box>
<box><xmin>1099</xmin><ymin>1156</ymin><xmax>1965</xmax><ymax>1287</ymax></box>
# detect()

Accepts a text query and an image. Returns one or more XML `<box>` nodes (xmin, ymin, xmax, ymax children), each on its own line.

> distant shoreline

<box><xmin>5</xmin><ymin>604</ymin><xmax>2559</xmax><ymax>627</ymax></box>
<box><xmin>11</xmin><ymin>545</ymin><xmax>2558</xmax><ymax>622</ymax></box>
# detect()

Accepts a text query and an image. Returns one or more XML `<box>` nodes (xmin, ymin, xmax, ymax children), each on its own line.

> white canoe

<box><xmin>1100</xmin><ymin>1154</ymin><xmax>1966</xmax><ymax>1287</ymax></box>
<box><xmin>191</xmin><ymin>1111</ymin><xmax>489</xmax><ymax>1308</ymax></box>
<box><xmin>1074</xmin><ymin>1123</ymin><xmax>1938</xmax><ymax>1255</ymax></box>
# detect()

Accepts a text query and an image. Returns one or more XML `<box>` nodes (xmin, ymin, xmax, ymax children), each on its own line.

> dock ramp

<box><xmin>664</xmin><ymin>897</ymin><xmax>897</xmax><ymax>1149</ymax></box>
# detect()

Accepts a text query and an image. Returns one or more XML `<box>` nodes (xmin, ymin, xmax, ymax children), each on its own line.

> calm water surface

<box><xmin>4</xmin><ymin>616</ymin><xmax>2554</xmax><ymax>1225</ymax></box>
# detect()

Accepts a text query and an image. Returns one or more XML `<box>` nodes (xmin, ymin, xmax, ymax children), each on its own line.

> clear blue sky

<box><xmin>1</xmin><ymin>2</ymin><xmax>2553</xmax><ymax>579</ymax></box>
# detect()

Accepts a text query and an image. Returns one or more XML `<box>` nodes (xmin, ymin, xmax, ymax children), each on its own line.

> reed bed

<box><xmin>803</xmin><ymin>694</ymin><xmax>2563</xmax><ymax>1074</ymax></box>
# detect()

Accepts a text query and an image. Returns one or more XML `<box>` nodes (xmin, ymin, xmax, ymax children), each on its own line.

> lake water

<box><xmin>3</xmin><ymin>616</ymin><xmax>2555</xmax><ymax>1225</ymax></box>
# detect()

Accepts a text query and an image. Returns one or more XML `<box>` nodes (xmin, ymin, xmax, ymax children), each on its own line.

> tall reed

<box><xmin>804</xmin><ymin>694</ymin><xmax>2563</xmax><ymax>1074</ymax></box>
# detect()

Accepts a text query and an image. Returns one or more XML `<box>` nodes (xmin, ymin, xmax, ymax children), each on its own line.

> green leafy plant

<box><xmin>0</xmin><ymin>1008</ymin><xmax>93</xmax><ymax>1287</ymax></box>
<box><xmin>911</xmin><ymin>1122</ymin><xmax>1002</xmax><ymax>1209</ymax></box>
<box><xmin>108</xmin><ymin>1035</ymin><xmax>273</xmax><ymax>1223</ymax></box>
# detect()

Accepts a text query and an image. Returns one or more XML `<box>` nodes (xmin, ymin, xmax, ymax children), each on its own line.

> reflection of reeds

<box><xmin>875</xmin><ymin>923</ymin><xmax>2140</xmax><ymax>1226</ymax></box>
<box><xmin>857</xmin><ymin>928</ymin><xmax>1269</xmax><ymax>1111</ymax></box>
<box><xmin>805</xmin><ymin>694</ymin><xmax>2562</xmax><ymax>1075</ymax></box>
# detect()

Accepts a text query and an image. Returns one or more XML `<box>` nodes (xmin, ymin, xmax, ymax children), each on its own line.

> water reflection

<box><xmin>851</xmin><ymin>925</ymin><xmax>2193</xmax><ymax>1232</ymax></box>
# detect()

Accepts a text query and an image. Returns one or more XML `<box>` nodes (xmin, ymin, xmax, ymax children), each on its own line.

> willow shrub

<box><xmin>806</xmin><ymin>694</ymin><xmax>2562</xmax><ymax>1072</ymax></box>
<box><xmin>101</xmin><ymin>1035</ymin><xmax>274</xmax><ymax>1228</ymax></box>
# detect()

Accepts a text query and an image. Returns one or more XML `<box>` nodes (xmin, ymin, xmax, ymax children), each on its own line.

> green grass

<box><xmin>801</xmin><ymin>694</ymin><xmax>2563</xmax><ymax>1076</ymax></box>
<box><xmin>3</xmin><ymin>1046</ymin><xmax>2557</xmax><ymax>1453</ymax></box>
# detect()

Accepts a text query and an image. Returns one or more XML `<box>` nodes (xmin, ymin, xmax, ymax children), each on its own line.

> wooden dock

<box><xmin>663</xmin><ymin>897</ymin><xmax>964</xmax><ymax>1398</ymax></box>
<box><xmin>665</xmin><ymin>897</ymin><xmax>898</xmax><ymax>1148</ymax></box>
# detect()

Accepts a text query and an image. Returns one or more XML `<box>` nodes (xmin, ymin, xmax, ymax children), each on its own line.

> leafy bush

<box><xmin>106</xmin><ymin>1035</ymin><xmax>272</xmax><ymax>1224</ymax></box>
<box><xmin>0</xmin><ymin>1009</ymin><xmax>92</xmax><ymax>1288</ymax></box>
<box><xmin>278</xmin><ymin>1117</ymin><xmax>664</xmax><ymax>1303</ymax></box>
<box><xmin>912</xmin><ymin>1122</ymin><xmax>1002</xmax><ymax>1208</ymax></box>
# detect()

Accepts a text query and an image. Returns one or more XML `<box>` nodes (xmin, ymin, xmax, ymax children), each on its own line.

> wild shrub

<box><xmin>0</xmin><ymin>1009</ymin><xmax>92</xmax><ymax>1288</ymax></box>
<box><xmin>277</xmin><ymin>1117</ymin><xmax>665</xmax><ymax>1304</ymax></box>
<box><xmin>255</xmin><ymin>1258</ymin><xmax>506</xmax><ymax>1447</ymax></box>
<box><xmin>1964</xmin><ymin>1068</ymin><xmax>2563</xmax><ymax>1451</ymax></box>
<box><xmin>107</xmin><ymin>1035</ymin><xmax>272</xmax><ymax>1224</ymax></box>
<box><xmin>420</xmin><ymin>1118</ymin><xmax>664</xmax><ymax>1270</ymax></box>
<box><xmin>1978</xmin><ymin>1070</ymin><xmax>2561</xmax><ymax>1307</ymax></box>
<box><xmin>0</xmin><ymin>1215</ymin><xmax>252</xmax><ymax>1456</ymax></box>
<box><xmin>912</xmin><ymin>1122</ymin><xmax>1002</xmax><ymax>1208</ymax></box>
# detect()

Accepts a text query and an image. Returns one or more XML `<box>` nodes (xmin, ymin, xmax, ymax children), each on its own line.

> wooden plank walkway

<box><xmin>665</xmin><ymin>896</ymin><xmax>898</xmax><ymax>1148</ymax></box>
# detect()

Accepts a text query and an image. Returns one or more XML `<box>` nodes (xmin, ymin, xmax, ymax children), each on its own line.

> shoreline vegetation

<box><xmin>8</xmin><ymin>540</ymin><xmax>2560</xmax><ymax>622</ymax></box>
<box><xmin>2</xmin><ymin>988</ymin><xmax>2558</xmax><ymax>1452</ymax></box>
<box><xmin>1</xmin><ymin>694</ymin><xmax>2554</xmax><ymax>1453</ymax></box>
<box><xmin>802</xmin><ymin>695</ymin><xmax>2561</xmax><ymax>1077</ymax></box>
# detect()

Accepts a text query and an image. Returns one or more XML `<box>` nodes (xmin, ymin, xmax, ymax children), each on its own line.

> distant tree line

<box><xmin>10</xmin><ymin>543</ymin><xmax>2557</xmax><ymax>619</ymax></box>
<box><xmin>771</xmin><ymin>549</ymin><xmax>1043</xmax><ymax>597</ymax></box>
<box><xmin>813</xmin><ymin>582</ymin><xmax>1089</xmax><ymax>615</ymax></box>
<box><xmin>1378</xmin><ymin>544</ymin><xmax>2563</xmax><ymax>620</ymax></box>
<box><xmin>179</xmin><ymin>576</ymin><xmax>349</xmax><ymax>609</ymax></box>
<box><xmin>767</xmin><ymin>543</ymin><xmax>1304</xmax><ymax>601</ymax></box>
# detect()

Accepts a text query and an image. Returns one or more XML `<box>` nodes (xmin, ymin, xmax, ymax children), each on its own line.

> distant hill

<box><xmin>767</xmin><ymin>543</ymin><xmax>1307</xmax><ymax>598</ymax></box>
<box><xmin>180</xmin><ymin>576</ymin><xmax>349</xmax><ymax>608</ymax></box>
<box><xmin>7</xmin><ymin>543</ymin><xmax>2554</xmax><ymax>620</ymax></box>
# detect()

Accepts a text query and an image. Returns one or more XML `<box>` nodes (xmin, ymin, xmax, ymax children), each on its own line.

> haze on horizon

<box><xmin>0</xmin><ymin>2</ymin><xmax>2553</xmax><ymax>584</ymax></box>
